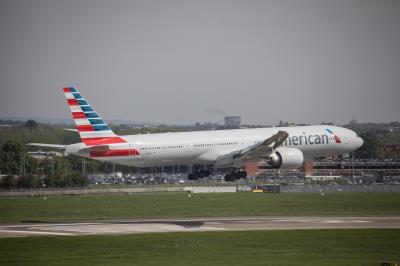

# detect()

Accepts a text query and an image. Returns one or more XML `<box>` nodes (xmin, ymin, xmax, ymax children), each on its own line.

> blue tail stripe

<box><xmin>81</xmin><ymin>106</ymin><xmax>94</xmax><ymax>112</ymax></box>
<box><xmin>73</xmin><ymin>93</ymin><xmax>83</xmax><ymax>99</ymax></box>
<box><xmin>84</xmin><ymin>112</ymin><xmax>99</xmax><ymax>118</ymax></box>
<box><xmin>77</xmin><ymin>100</ymin><xmax>88</xmax><ymax>105</ymax></box>
<box><xmin>89</xmin><ymin>119</ymin><xmax>105</xmax><ymax>125</ymax></box>
<box><xmin>93</xmin><ymin>125</ymin><xmax>110</xmax><ymax>131</ymax></box>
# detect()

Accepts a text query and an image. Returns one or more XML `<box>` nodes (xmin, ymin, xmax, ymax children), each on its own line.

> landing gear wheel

<box><xmin>240</xmin><ymin>171</ymin><xmax>247</xmax><ymax>179</ymax></box>
<box><xmin>224</xmin><ymin>174</ymin><xmax>234</xmax><ymax>182</ymax></box>
<box><xmin>188</xmin><ymin>173</ymin><xmax>197</xmax><ymax>180</ymax></box>
<box><xmin>224</xmin><ymin>170</ymin><xmax>247</xmax><ymax>182</ymax></box>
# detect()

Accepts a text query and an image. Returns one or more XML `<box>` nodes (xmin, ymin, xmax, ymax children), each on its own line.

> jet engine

<box><xmin>267</xmin><ymin>147</ymin><xmax>304</xmax><ymax>169</ymax></box>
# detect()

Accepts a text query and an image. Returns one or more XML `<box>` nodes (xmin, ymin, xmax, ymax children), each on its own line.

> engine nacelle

<box><xmin>267</xmin><ymin>147</ymin><xmax>304</xmax><ymax>169</ymax></box>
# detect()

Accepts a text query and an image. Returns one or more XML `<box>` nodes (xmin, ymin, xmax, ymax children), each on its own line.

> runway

<box><xmin>1</xmin><ymin>216</ymin><xmax>399</xmax><ymax>238</ymax></box>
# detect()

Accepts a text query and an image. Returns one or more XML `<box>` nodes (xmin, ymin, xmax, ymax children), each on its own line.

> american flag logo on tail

<box><xmin>63</xmin><ymin>86</ymin><xmax>129</xmax><ymax>147</ymax></box>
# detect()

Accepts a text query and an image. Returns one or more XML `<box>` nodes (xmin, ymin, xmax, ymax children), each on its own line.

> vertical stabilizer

<box><xmin>63</xmin><ymin>86</ymin><xmax>126</xmax><ymax>146</ymax></box>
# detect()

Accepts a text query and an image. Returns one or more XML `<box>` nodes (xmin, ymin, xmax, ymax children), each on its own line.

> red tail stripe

<box><xmin>76</xmin><ymin>125</ymin><xmax>94</xmax><ymax>132</ymax></box>
<box><xmin>82</xmin><ymin>136</ymin><xmax>126</xmax><ymax>146</ymax></box>
<box><xmin>90</xmin><ymin>149</ymin><xmax>140</xmax><ymax>157</ymax></box>
<box><xmin>68</xmin><ymin>99</ymin><xmax>79</xmax><ymax>105</ymax></box>
<box><xmin>72</xmin><ymin>112</ymin><xmax>86</xmax><ymax>119</ymax></box>
<box><xmin>63</xmin><ymin>87</ymin><xmax>71</xmax><ymax>93</ymax></box>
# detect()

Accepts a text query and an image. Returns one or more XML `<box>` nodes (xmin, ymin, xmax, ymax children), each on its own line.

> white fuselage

<box><xmin>66</xmin><ymin>125</ymin><xmax>363</xmax><ymax>168</ymax></box>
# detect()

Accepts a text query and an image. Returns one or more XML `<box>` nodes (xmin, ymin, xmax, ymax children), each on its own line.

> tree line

<box><xmin>0</xmin><ymin>138</ymin><xmax>90</xmax><ymax>189</ymax></box>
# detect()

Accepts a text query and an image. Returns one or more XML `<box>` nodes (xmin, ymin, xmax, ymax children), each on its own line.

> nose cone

<box><xmin>356</xmin><ymin>136</ymin><xmax>364</xmax><ymax>149</ymax></box>
<box><xmin>359</xmin><ymin>136</ymin><xmax>364</xmax><ymax>147</ymax></box>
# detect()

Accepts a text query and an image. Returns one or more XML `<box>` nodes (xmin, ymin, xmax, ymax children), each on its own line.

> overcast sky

<box><xmin>0</xmin><ymin>0</ymin><xmax>399</xmax><ymax>125</ymax></box>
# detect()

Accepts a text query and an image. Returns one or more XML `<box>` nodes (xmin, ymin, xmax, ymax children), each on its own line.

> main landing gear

<box><xmin>223</xmin><ymin>170</ymin><xmax>247</xmax><ymax>182</ymax></box>
<box><xmin>188</xmin><ymin>169</ymin><xmax>211</xmax><ymax>180</ymax></box>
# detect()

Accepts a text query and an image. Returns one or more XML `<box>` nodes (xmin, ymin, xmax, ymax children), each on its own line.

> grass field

<box><xmin>1</xmin><ymin>192</ymin><xmax>400</xmax><ymax>222</ymax></box>
<box><xmin>0</xmin><ymin>229</ymin><xmax>399</xmax><ymax>265</ymax></box>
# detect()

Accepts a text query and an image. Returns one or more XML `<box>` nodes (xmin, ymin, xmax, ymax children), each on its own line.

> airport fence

<box><xmin>281</xmin><ymin>184</ymin><xmax>400</xmax><ymax>193</ymax></box>
<box><xmin>1</xmin><ymin>184</ymin><xmax>400</xmax><ymax>197</ymax></box>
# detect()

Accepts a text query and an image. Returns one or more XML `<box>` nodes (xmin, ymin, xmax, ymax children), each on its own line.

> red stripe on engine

<box><xmin>72</xmin><ymin>112</ymin><xmax>86</xmax><ymax>119</ymax></box>
<box><xmin>90</xmin><ymin>149</ymin><xmax>140</xmax><ymax>157</ymax></box>
<box><xmin>77</xmin><ymin>125</ymin><xmax>94</xmax><ymax>132</ymax></box>
<box><xmin>63</xmin><ymin>87</ymin><xmax>71</xmax><ymax>92</ymax></box>
<box><xmin>82</xmin><ymin>136</ymin><xmax>126</xmax><ymax>146</ymax></box>
<box><xmin>68</xmin><ymin>99</ymin><xmax>79</xmax><ymax>105</ymax></box>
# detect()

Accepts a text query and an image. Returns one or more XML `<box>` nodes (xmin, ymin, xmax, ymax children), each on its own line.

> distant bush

<box><xmin>0</xmin><ymin>175</ymin><xmax>16</xmax><ymax>189</ymax></box>
<box><xmin>44</xmin><ymin>172</ymin><xmax>88</xmax><ymax>188</ymax></box>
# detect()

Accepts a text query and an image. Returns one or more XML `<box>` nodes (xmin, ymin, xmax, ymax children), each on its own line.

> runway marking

<box><xmin>0</xmin><ymin>229</ymin><xmax>75</xmax><ymax>236</ymax></box>
<box><xmin>2</xmin><ymin>222</ymin><xmax>103</xmax><ymax>228</ymax></box>
<box><xmin>200</xmin><ymin>226</ymin><xmax>226</xmax><ymax>230</ymax></box>
<box><xmin>318</xmin><ymin>220</ymin><xmax>345</xmax><ymax>223</ymax></box>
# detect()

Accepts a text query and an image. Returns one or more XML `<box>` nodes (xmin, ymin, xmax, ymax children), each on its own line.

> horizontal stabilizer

<box><xmin>27</xmin><ymin>143</ymin><xmax>66</xmax><ymax>150</ymax></box>
<box><xmin>64</xmin><ymin>128</ymin><xmax>78</xmax><ymax>132</ymax></box>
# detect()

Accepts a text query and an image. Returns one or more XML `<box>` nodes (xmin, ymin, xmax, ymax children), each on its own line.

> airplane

<box><xmin>28</xmin><ymin>86</ymin><xmax>364</xmax><ymax>181</ymax></box>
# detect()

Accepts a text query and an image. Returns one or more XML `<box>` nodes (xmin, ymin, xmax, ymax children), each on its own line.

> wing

<box><xmin>214</xmin><ymin>130</ymin><xmax>289</xmax><ymax>168</ymax></box>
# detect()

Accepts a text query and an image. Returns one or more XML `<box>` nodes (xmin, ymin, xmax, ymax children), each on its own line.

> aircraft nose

<box><xmin>357</xmin><ymin>136</ymin><xmax>364</xmax><ymax>148</ymax></box>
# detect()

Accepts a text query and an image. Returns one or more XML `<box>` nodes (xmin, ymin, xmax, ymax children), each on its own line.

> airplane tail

<box><xmin>63</xmin><ymin>86</ymin><xmax>126</xmax><ymax>146</ymax></box>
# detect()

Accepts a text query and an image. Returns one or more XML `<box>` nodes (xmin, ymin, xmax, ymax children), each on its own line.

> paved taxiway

<box><xmin>1</xmin><ymin>216</ymin><xmax>399</xmax><ymax>238</ymax></box>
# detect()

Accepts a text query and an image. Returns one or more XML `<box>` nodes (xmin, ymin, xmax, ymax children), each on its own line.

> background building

<box><xmin>224</xmin><ymin>116</ymin><xmax>241</xmax><ymax>127</ymax></box>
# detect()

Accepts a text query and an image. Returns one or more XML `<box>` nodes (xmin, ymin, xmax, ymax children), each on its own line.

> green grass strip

<box><xmin>1</xmin><ymin>229</ymin><xmax>399</xmax><ymax>265</ymax></box>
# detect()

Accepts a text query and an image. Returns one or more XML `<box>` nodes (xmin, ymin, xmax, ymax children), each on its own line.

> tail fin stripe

<box><xmin>76</xmin><ymin>125</ymin><xmax>111</xmax><ymax>132</ymax></box>
<box><xmin>72</xmin><ymin>112</ymin><xmax>86</xmax><ymax>119</ymax></box>
<box><xmin>75</xmin><ymin>119</ymin><xmax>91</xmax><ymax>126</ymax></box>
<box><xmin>81</xmin><ymin>106</ymin><xmax>94</xmax><ymax>112</ymax></box>
<box><xmin>77</xmin><ymin>125</ymin><xmax>94</xmax><ymax>131</ymax></box>
<box><xmin>68</xmin><ymin>99</ymin><xmax>79</xmax><ymax>105</ymax></box>
<box><xmin>65</xmin><ymin>92</ymin><xmax>75</xmax><ymax>99</ymax></box>
<box><xmin>88</xmin><ymin>119</ymin><xmax>105</xmax><ymax>125</ymax></box>
<box><xmin>69</xmin><ymin>105</ymin><xmax>81</xmax><ymax>112</ymax></box>
<box><xmin>93</xmin><ymin>125</ymin><xmax>110</xmax><ymax>131</ymax></box>
<box><xmin>73</xmin><ymin>93</ymin><xmax>83</xmax><ymax>99</ymax></box>
<box><xmin>64</xmin><ymin>87</ymin><xmax>77</xmax><ymax>93</ymax></box>
<box><xmin>84</xmin><ymin>112</ymin><xmax>99</xmax><ymax>118</ymax></box>
<box><xmin>77</xmin><ymin>100</ymin><xmax>88</xmax><ymax>105</ymax></box>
